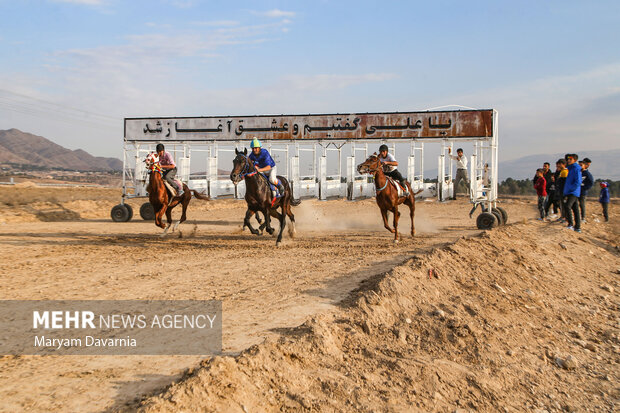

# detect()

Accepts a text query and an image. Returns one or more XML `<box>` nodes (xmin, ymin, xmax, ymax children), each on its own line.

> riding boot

<box><xmin>176</xmin><ymin>185</ymin><xmax>184</xmax><ymax>197</ymax></box>
<box><xmin>400</xmin><ymin>180</ymin><xmax>410</xmax><ymax>197</ymax></box>
<box><xmin>277</xmin><ymin>182</ymin><xmax>285</xmax><ymax>197</ymax></box>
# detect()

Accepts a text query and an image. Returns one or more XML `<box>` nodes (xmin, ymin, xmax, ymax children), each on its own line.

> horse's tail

<box><xmin>191</xmin><ymin>190</ymin><xmax>210</xmax><ymax>200</ymax></box>
<box><xmin>283</xmin><ymin>177</ymin><xmax>301</xmax><ymax>206</ymax></box>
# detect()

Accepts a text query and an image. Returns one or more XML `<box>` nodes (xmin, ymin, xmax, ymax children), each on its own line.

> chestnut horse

<box><xmin>145</xmin><ymin>153</ymin><xmax>209</xmax><ymax>236</ymax></box>
<box><xmin>230</xmin><ymin>148</ymin><xmax>300</xmax><ymax>246</ymax></box>
<box><xmin>357</xmin><ymin>153</ymin><xmax>422</xmax><ymax>243</ymax></box>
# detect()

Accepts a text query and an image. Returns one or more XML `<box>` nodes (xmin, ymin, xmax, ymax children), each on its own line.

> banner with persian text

<box><xmin>125</xmin><ymin>110</ymin><xmax>494</xmax><ymax>142</ymax></box>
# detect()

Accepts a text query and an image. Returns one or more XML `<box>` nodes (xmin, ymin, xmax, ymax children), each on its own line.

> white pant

<box><xmin>268</xmin><ymin>166</ymin><xmax>278</xmax><ymax>185</ymax></box>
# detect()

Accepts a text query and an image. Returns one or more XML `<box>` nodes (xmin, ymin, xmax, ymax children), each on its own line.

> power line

<box><xmin>0</xmin><ymin>88</ymin><xmax>119</xmax><ymax>122</ymax></box>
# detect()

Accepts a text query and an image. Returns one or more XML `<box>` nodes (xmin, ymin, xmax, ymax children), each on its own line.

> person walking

<box><xmin>448</xmin><ymin>147</ymin><xmax>469</xmax><ymax>200</ymax></box>
<box><xmin>563</xmin><ymin>154</ymin><xmax>582</xmax><ymax>232</ymax></box>
<box><xmin>578</xmin><ymin>158</ymin><xmax>593</xmax><ymax>222</ymax></box>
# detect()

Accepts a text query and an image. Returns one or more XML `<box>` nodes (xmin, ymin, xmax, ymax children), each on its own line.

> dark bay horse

<box><xmin>145</xmin><ymin>152</ymin><xmax>209</xmax><ymax>236</ymax></box>
<box><xmin>357</xmin><ymin>153</ymin><xmax>422</xmax><ymax>243</ymax></box>
<box><xmin>230</xmin><ymin>148</ymin><xmax>300</xmax><ymax>246</ymax></box>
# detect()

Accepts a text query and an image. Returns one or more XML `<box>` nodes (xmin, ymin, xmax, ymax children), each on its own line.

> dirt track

<box><xmin>0</xmin><ymin>186</ymin><xmax>616</xmax><ymax>412</ymax></box>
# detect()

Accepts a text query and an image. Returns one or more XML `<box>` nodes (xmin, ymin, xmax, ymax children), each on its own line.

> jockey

<box><xmin>156</xmin><ymin>143</ymin><xmax>183</xmax><ymax>197</ymax></box>
<box><xmin>248</xmin><ymin>137</ymin><xmax>285</xmax><ymax>198</ymax></box>
<box><xmin>378</xmin><ymin>144</ymin><xmax>409</xmax><ymax>197</ymax></box>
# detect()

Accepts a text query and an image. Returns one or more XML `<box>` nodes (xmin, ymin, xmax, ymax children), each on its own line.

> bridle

<box><xmin>358</xmin><ymin>155</ymin><xmax>388</xmax><ymax>193</ymax></box>
<box><xmin>145</xmin><ymin>154</ymin><xmax>163</xmax><ymax>176</ymax></box>
<box><xmin>232</xmin><ymin>155</ymin><xmax>257</xmax><ymax>183</ymax></box>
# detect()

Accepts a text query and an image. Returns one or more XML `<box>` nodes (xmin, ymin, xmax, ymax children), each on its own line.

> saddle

<box><xmin>386</xmin><ymin>177</ymin><xmax>407</xmax><ymax>198</ymax></box>
<box><xmin>256</xmin><ymin>172</ymin><xmax>284</xmax><ymax>201</ymax></box>
<box><xmin>163</xmin><ymin>179</ymin><xmax>183</xmax><ymax>199</ymax></box>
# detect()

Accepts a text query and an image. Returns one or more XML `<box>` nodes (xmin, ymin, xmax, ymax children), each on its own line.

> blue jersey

<box><xmin>249</xmin><ymin>148</ymin><xmax>275</xmax><ymax>168</ymax></box>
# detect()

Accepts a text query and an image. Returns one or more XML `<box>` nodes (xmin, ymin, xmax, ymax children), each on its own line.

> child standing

<box><xmin>599</xmin><ymin>182</ymin><xmax>610</xmax><ymax>222</ymax></box>
<box><xmin>534</xmin><ymin>169</ymin><xmax>547</xmax><ymax>220</ymax></box>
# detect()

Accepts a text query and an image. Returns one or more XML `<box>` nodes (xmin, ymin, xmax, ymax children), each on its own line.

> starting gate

<box><xmin>113</xmin><ymin>108</ymin><xmax>500</xmax><ymax>229</ymax></box>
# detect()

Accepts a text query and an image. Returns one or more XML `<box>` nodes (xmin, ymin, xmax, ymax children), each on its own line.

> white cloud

<box><xmin>167</xmin><ymin>0</ymin><xmax>196</xmax><ymax>8</ymax></box>
<box><xmin>252</xmin><ymin>9</ymin><xmax>296</xmax><ymax>18</ymax></box>
<box><xmin>49</xmin><ymin>0</ymin><xmax>106</xmax><ymax>5</ymax></box>
<box><xmin>191</xmin><ymin>20</ymin><xmax>240</xmax><ymax>27</ymax></box>
<box><xmin>441</xmin><ymin>62</ymin><xmax>620</xmax><ymax>159</ymax></box>
<box><xmin>283</xmin><ymin>73</ymin><xmax>398</xmax><ymax>91</ymax></box>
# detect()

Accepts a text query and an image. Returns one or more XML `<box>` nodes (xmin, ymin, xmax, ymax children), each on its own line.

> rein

<box><xmin>147</xmin><ymin>162</ymin><xmax>164</xmax><ymax>176</ymax></box>
<box><xmin>237</xmin><ymin>156</ymin><xmax>258</xmax><ymax>179</ymax></box>
<box><xmin>364</xmin><ymin>159</ymin><xmax>389</xmax><ymax>193</ymax></box>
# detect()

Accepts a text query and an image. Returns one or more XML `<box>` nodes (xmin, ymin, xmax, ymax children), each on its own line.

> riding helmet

<box><xmin>250</xmin><ymin>137</ymin><xmax>262</xmax><ymax>148</ymax></box>
<box><xmin>379</xmin><ymin>144</ymin><xmax>389</xmax><ymax>152</ymax></box>
<box><xmin>156</xmin><ymin>143</ymin><xmax>165</xmax><ymax>152</ymax></box>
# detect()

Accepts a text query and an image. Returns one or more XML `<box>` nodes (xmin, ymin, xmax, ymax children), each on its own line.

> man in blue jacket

<box><xmin>578</xmin><ymin>157</ymin><xmax>593</xmax><ymax>222</ymax></box>
<box><xmin>563</xmin><ymin>153</ymin><xmax>582</xmax><ymax>232</ymax></box>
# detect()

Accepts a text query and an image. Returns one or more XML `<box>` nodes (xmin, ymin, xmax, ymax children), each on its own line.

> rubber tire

<box><xmin>496</xmin><ymin>206</ymin><xmax>508</xmax><ymax>224</ymax></box>
<box><xmin>476</xmin><ymin>212</ymin><xmax>497</xmax><ymax>230</ymax></box>
<box><xmin>491</xmin><ymin>209</ymin><xmax>503</xmax><ymax>226</ymax></box>
<box><xmin>124</xmin><ymin>204</ymin><xmax>133</xmax><ymax>221</ymax></box>
<box><xmin>140</xmin><ymin>202</ymin><xmax>155</xmax><ymax>220</ymax></box>
<box><xmin>111</xmin><ymin>204</ymin><xmax>130</xmax><ymax>222</ymax></box>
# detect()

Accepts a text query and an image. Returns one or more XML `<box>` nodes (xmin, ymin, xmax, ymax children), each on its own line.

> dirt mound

<box><xmin>135</xmin><ymin>222</ymin><xmax>619</xmax><ymax>412</ymax></box>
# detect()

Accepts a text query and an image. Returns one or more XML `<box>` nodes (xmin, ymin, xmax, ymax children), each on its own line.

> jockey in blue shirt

<box><xmin>248</xmin><ymin>137</ymin><xmax>285</xmax><ymax>197</ymax></box>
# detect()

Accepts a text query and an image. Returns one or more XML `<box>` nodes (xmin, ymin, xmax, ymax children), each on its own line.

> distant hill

<box><xmin>0</xmin><ymin>129</ymin><xmax>122</xmax><ymax>171</ymax></box>
<box><xmin>499</xmin><ymin>149</ymin><xmax>620</xmax><ymax>181</ymax></box>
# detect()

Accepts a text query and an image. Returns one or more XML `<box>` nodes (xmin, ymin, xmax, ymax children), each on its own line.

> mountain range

<box><xmin>0</xmin><ymin>129</ymin><xmax>122</xmax><ymax>171</ymax></box>
<box><xmin>1</xmin><ymin>128</ymin><xmax>617</xmax><ymax>180</ymax></box>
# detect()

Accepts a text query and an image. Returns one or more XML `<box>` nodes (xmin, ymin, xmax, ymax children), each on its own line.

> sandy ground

<box><xmin>0</xmin><ymin>185</ymin><xmax>616</xmax><ymax>412</ymax></box>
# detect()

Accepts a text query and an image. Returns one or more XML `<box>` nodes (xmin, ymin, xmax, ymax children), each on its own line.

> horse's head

<box><xmin>144</xmin><ymin>152</ymin><xmax>160</xmax><ymax>172</ymax></box>
<box><xmin>230</xmin><ymin>147</ymin><xmax>250</xmax><ymax>184</ymax></box>
<box><xmin>357</xmin><ymin>152</ymin><xmax>382</xmax><ymax>175</ymax></box>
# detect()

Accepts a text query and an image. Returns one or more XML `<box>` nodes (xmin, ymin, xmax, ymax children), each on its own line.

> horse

<box><xmin>144</xmin><ymin>152</ymin><xmax>210</xmax><ymax>236</ymax></box>
<box><xmin>357</xmin><ymin>153</ymin><xmax>422</xmax><ymax>243</ymax></box>
<box><xmin>230</xmin><ymin>148</ymin><xmax>300</xmax><ymax>246</ymax></box>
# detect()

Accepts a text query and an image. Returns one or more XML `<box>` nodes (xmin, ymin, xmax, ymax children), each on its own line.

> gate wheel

<box><xmin>491</xmin><ymin>208</ymin><xmax>504</xmax><ymax>226</ymax></box>
<box><xmin>140</xmin><ymin>202</ymin><xmax>155</xmax><ymax>220</ymax></box>
<box><xmin>476</xmin><ymin>212</ymin><xmax>497</xmax><ymax>230</ymax></box>
<box><xmin>111</xmin><ymin>204</ymin><xmax>130</xmax><ymax>222</ymax></box>
<box><xmin>124</xmin><ymin>204</ymin><xmax>134</xmax><ymax>221</ymax></box>
<box><xmin>496</xmin><ymin>206</ymin><xmax>508</xmax><ymax>224</ymax></box>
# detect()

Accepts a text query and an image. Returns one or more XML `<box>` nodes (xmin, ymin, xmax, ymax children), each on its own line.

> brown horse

<box><xmin>145</xmin><ymin>152</ymin><xmax>209</xmax><ymax>236</ymax></box>
<box><xmin>357</xmin><ymin>153</ymin><xmax>421</xmax><ymax>243</ymax></box>
<box><xmin>230</xmin><ymin>148</ymin><xmax>300</xmax><ymax>246</ymax></box>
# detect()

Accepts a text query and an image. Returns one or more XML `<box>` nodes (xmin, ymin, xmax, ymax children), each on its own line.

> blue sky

<box><xmin>0</xmin><ymin>0</ymin><xmax>619</xmax><ymax>162</ymax></box>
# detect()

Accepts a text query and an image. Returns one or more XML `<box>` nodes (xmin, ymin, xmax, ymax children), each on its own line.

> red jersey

<box><xmin>534</xmin><ymin>176</ymin><xmax>547</xmax><ymax>197</ymax></box>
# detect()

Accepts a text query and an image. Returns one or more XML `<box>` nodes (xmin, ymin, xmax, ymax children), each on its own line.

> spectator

<box><xmin>563</xmin><ymin>154</ymin><xmax>582</xmax><ymax>232</ymax></box>
<box><xmin>448</xmin><ymin>147</ymin><xmax>470</xmax><ymax>199</ymax></box>
<box><xmin>533</xmin><ymin>169</ymin><xmax>547</xmax><ymax>220</ymax></box>
<box><xmin>578</xmin><ymin>158</ymin><xmax>593</xmax><ymax>222</ymax></box>
<box><xmin>540</xmin><ymin>162</ymin><xmax>554</xmax><ymax>217</ymax></box>
<box><xmin>599</xmin><ymin>182</ymin><xmax>610</xmax><ymax>222</ymax></box>
<box><xmin>553</xmin><ymin>159</ymin><xmax>567</xmax><ymax>222</ymax></box>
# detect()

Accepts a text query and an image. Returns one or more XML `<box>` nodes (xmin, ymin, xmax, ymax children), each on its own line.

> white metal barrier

<box><xmin>119</xmin><ymin>109</ymin><xmax>499</xmax><ymax>227</ymax></box>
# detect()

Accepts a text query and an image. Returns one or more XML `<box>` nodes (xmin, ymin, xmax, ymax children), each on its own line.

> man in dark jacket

<box><xmin>578</xmin><ymin>158</ymin><xmax>593</xmax><ymax>222</ymax></box>
<box><xmin>553</xmin><ymin>159</ymin><xmax>567</xmax><ymax>221</ymax></box>
<box><xmin>563</xmin><ymin>154</ymin><xmax>582</xmax><ymax>232</ymax></box>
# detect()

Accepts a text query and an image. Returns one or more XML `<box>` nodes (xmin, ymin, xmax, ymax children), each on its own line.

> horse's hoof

<box><xmin>276</xmin><ymin>241</ymin><xmax>282</xmax><ymax>247</ymax></box>
<box><xmin>393</xmin><ymin>239</ymin><xmax>399</xmax><ymax>244</ymax></box>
